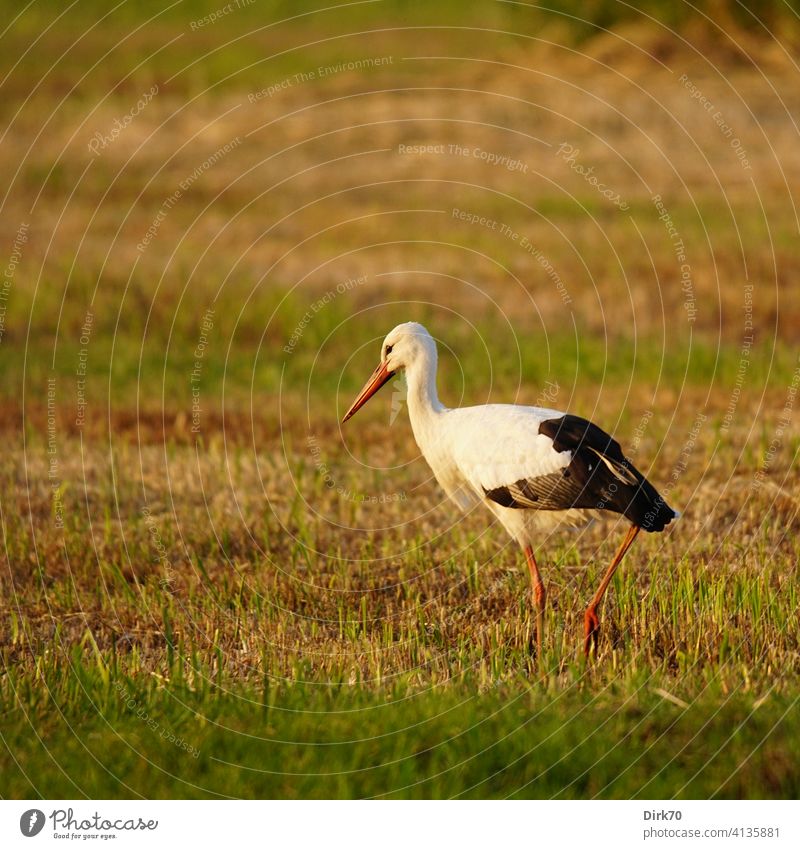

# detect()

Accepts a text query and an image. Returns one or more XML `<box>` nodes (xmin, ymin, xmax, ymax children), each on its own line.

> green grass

<box><xmin>3</xmin><ymin>0</ymin><xmax>800</xmax><ymax>800</ymax></box>
<box><xmin>7</xmin><ymin>278</ymin><xmax>800</xmax><ymax>421</ymax></box>
<box><xmin>3</xmin><ymin>437</ymin><xmax>799</xmax><ymax>797</ymax></box>
<box><xmin>2</xmin><ymin>657</ymin><xmax>797</xmax><ymax>799</ymax></box>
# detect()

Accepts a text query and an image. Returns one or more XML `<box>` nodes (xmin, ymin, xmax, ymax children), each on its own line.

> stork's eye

<box><xmin>385</xmin><ymin>345</ymin><xmax>393</xmax><ymax>356</ymax></box>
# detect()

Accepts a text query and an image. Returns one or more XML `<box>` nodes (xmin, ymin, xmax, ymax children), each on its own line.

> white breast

<box><xmin>416</xmin><ymin>403</ymin><xmax>571</xmax><ymax>512</ymax></box>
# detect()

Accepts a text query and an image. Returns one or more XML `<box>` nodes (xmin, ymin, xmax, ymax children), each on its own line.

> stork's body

<box><xmin>343</xmin><ymin>322</ymin><xmax>677</xmax><ymax>657</ymax></box>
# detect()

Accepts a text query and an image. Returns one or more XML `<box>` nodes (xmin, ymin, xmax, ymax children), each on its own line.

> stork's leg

<box><xmin>584</xmin><ymin>524</ymin><xmax>640</xmax><ymax>657</ymax></box>
<box><xmin>524</xmin><ymin>546</ymin><xmax>547</xmax><ymax>657</ymax></box>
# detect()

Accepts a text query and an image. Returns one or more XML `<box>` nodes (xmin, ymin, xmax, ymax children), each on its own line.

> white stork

<box><xmin>342</xmin><ymin>322</ymin><xmax>677</xmax><ymax>657</ymax></box>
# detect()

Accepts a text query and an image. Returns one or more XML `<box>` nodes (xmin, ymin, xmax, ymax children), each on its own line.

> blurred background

<box><xmin>4</xmin><ymin>1</ymin><xmax>800</xmax><ymax>427</ymax></box>
<box><xmin>2</xmin><ymin>0</ymin><xmax>800</xmax><ymax>798</ymax></box>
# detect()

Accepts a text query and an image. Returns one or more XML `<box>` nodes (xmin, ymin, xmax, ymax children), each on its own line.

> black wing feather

<box><xmin>484</xmin><ymin>414</ymin><xmax>677</xmax><ymax>533</ymax></box>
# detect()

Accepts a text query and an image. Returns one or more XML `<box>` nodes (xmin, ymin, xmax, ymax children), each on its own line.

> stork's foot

<box><xmin>533</xmin><ymin>588</ymin><xmax>546</xmax><ymax>658</ymax></box>
<box><xmin>527</xmin><ymin>630</ymin><xmax>543</xmax><ymax>660</ymax></box>
<box><xmin>584</xmin><ymin>607</ymin><xmax>600</xmax><ymax>657</ymax></box>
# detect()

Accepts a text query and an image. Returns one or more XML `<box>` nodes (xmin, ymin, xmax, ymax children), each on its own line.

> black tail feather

<box><xmin>538</xmin><ymin>414</ymin><xmax>677</xmax><ymax>532</ymax></box>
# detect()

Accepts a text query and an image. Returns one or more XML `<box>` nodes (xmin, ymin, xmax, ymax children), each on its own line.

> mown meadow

<box><xmin>1</xmin><ymin>0</ymin><xmax>799</xmax><ymax>797</ymax></box>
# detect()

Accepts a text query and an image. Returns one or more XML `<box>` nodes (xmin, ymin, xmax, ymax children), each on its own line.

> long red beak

<box><xmin>342</xmin><ymin>361</ymin><xmax>395</xmax><ymax>423</ymax></box>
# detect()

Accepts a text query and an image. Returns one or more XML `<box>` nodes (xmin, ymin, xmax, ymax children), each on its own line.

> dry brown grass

<box><xmin>4</xmin><ymin>389</ymin><xmax>799</xmax><ymax>693</ymax></box>
<box><xmin>3</xmin><ymin>6</ymin><xmax>800</xmax><ymax>799</ymax></box>
<box><xmin>3</xmin><ymin>18</ymin><xmax>800</xmax><ymax>346</ymax></box>
<box><xmin>3</xmin><ymin>0</ymin><xmax>800</xmax><ymax>688</ymax></box>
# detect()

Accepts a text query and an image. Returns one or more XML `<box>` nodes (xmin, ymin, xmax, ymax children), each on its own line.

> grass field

<box><xmin>1</xmin><ymin>1</ymin><xmax>800</xmax><ymax>798</ymax></box>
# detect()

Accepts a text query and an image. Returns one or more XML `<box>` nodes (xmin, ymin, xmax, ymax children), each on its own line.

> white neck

<box><xmin>404</xmin><ymin>346</ymin><xmax>446</xmax><ymax>449</ymax></box>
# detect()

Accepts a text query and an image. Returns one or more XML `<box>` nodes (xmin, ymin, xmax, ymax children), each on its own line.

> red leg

<box><xmin>584</xmin><ymin>524</ymin><xmax>640</xmax><ymax>657</ymax></box>
<box><xmin>524</xmin><ymin>546</ymin><xmax>547</xmax><ymax>657</ymax></box>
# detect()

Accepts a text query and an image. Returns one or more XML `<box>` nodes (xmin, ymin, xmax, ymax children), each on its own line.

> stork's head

<box><xmin>342</xmin><ymin>322</ymin><xmax>436</xmax><ymax>423</ymax></box>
